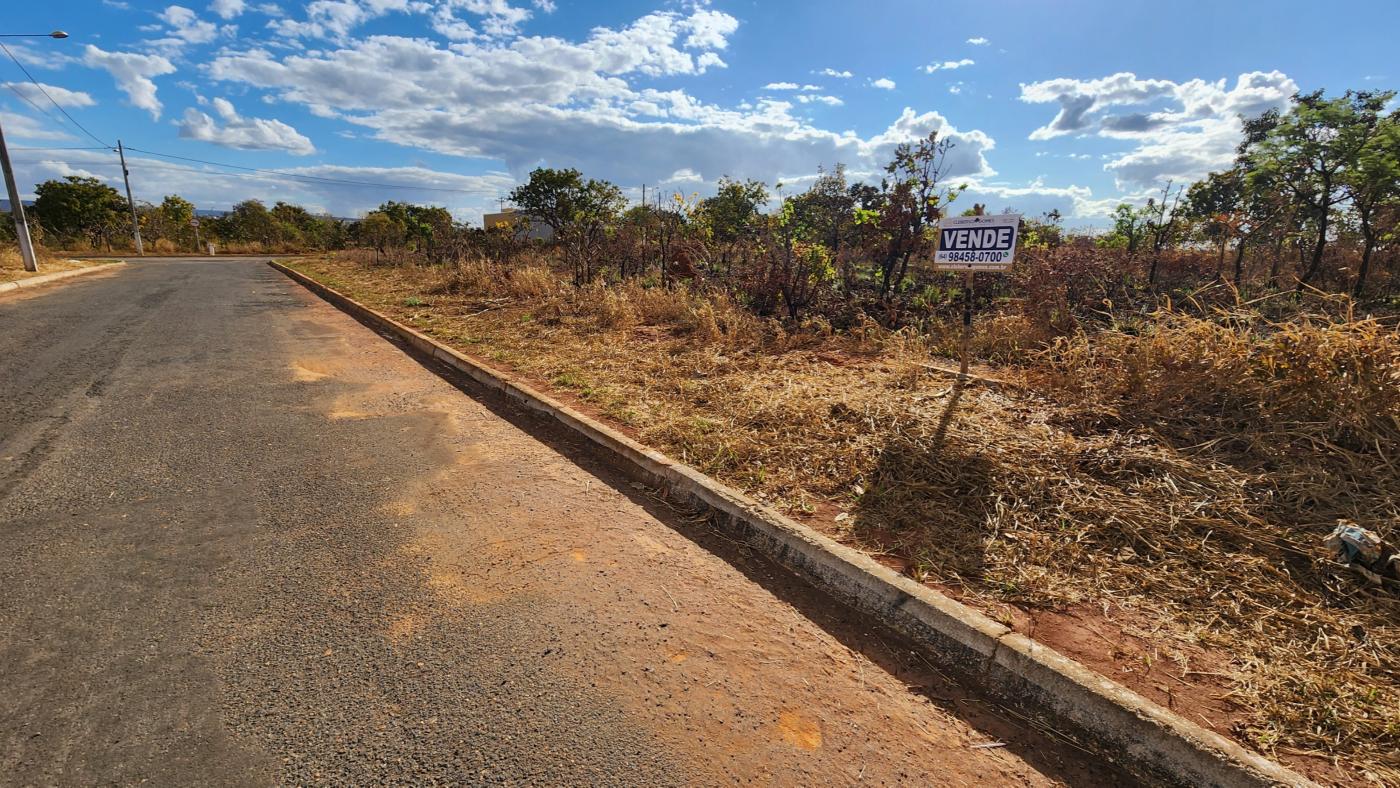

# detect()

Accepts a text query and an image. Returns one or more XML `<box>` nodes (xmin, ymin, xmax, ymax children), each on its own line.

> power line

<box><xmin>0</xmin><ymin>41</ymin><xmax>112</xmax><ymax>148</ymax></box>
<box><xmin>124</xmin><ymin>145</ymin><xmax>501</xmax><ymax>194</ymax></box>
<box><xmin>3</xmin><ymin>82</ymin><xmax>71</xmax><ymax>129</ymax></box>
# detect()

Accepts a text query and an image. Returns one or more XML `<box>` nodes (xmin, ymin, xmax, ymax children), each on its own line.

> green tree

<box><xmin>1100</xmin><ymin>203</ymin><xmax>1149</xmax><ymax>254</ymax></box>
<box><xmin>509</xmin><ymin>168</ymin><xmax>625</xmax><ymax>285</ymax></box>
<box><xmin>158</xmin><ymin>195</ymin><xmax>196</xmax><ymax>250</ymax></box>
<box><xmin>1243</xmin><ymin>90</ymin><xmax>1392</xmax><ymax>294</ymax></box>
<box><xmin>1340</xmin><ymin>97</ymin><xmax>1400</xmax><ymax>296</ymax></box>
<box><xmin>222</xmin><ymin>199</ymin><xmax>276</xmax><ymax>245</ymax></box>
<box><xmin>1185</xmin><ymin>169</ymin><xmax>1244</xmax><ymax>279</ymax></box>
<box><xmin>356</xmin><ymin>211</ymin><xmax>403</xmax><ymax>255</ymax></box>
<box><xmin>32</xmin><ymin>176</ymin><xmax>128</xmax><ymax>249</ymax></box>
<box><xmin>695</xmin><ymin>176</ymin><xmax>768</xmax><ymax>277</ymax></box>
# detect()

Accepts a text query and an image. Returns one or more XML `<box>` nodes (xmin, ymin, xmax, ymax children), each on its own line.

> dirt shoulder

<box><xmin>0</xmin><ymin>252</ymin><xmax>121</xmax><ymax>285</ymax></box>
<box><xmin>285</xmin><ymin>254</ymin><xmax>1398</xmax><ymax>786</ymax></box>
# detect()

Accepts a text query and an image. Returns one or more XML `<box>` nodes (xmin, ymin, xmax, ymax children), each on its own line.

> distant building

<box><xmin>483</xmin><ymin>208</ymin><xmax>553</xmax><ymax>241</ymax></box>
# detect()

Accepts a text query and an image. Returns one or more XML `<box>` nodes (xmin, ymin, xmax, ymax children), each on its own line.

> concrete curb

<box><xmin>0</xmin><ymin>262</ymin><xmax>126</xmax><ymax>296</ymax></box>
<box><xmin>271</xmin><ymin>260</ymin><xmax>1316</xmax><ymax>788</ymax></box>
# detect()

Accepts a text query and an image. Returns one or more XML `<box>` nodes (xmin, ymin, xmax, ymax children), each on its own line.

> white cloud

<box><xmin>682</xmin><ymin>9</ymin><xmax>739</xmax><ymax>50</ymax></box>
<box><xmin>57</xmin><ymin>7</ymin><xmax>996</xmax><ymax>215</ymax></box>
<box><xmin>1019</xmin><ymin>70</ymin><xmax>1298</xmax><ymax>189</ymax></box>
<box><xmin>871</xmin><ymin>77</ymin><xmax>895</xmax><ymax>90</ymax></box>
<box><xmin>946</xmin><ymin>173</ymin><xmax>1127</xmax><ymax>221</ymax></box>
<box><xmin>159</xmin><ymin>5</ymin><xmax>221</xmax><ymax>44</ymax></box>
<box><xmin>819</xmin><ymin>68</ymin><xmax>852</xmax><ymax>78</ymax></box>
<box><xmin>924</xmin><ymin>59</ymin><xmax>974</xmax><ymax>73</ymax></box>
<box><xmin>663</xmin><ymin>167</ymin><xmax>703</xmax><ymax>184</ymax></box>
<box><xmin>178</xmin><ymin>96</ymin><xmax>316</xmax><ymax>154</ymax></box>
<box><xmin>209</xmin><ymin>0</ymin><xmax>246</xmax><ymax>19</ymax></box>
<box><xmin>533</xmin><ymin>0</ymin><xmax>555</xmax><ymax>12</ymax></box>
<box><xmin>1</xmin><ymin>82</ymin><xmax>96</xmax><ymax>108</ymax></box>
<box><xmin>0</xmin><ymin>112</ymin><xmax>75</xmax><ymax>141</ymax></box>
<box><xmin>269</xmin><ymin>0</ymin><xmax>537</xmax><ymax>41</ymax></box>
<box><xmin>82</xmin><ymin>45</ymin><xmax>177</xmax><ymax>120</ymax></box>
<box><xmin>966</xmin><ymin>36</ymin><xmax>989</xmax><ymax>45</ymax></box>
<box><xmin>764</xmin><ymin>82</ymin><xmax>799</xmax><ymax>90</ymax></box>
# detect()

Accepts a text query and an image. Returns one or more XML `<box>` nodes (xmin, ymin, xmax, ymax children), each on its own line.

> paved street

<box><xmin>0</xmin><ymin>259</ymin><xmax>1119</xmax><ymax>786</ymax></box>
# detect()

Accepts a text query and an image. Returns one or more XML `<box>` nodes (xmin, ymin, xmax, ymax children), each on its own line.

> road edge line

<box><xmin>0</xmin><ymin>262</ymin><xmax>127</xmax><ymax>296</ymax></box>
<box><xmin>270</xmin><ymin>260</ymin><xmax>1316</xmax><ymax>788</ymax></box>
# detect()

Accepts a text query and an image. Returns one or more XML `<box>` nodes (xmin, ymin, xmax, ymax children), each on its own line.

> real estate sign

<box><xmin>934</xmin><ymin>214</ymin><xmax>1021</xmax><ymax>272</ymax></box>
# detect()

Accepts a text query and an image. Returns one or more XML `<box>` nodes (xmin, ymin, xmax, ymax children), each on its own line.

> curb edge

<box><xmin>270</xmin><ymin>260</ymin><xmax>1316</xmax><ymax>788</ymax></box>
<box><xmin>0</xmin><ymin>262</ymin><xmax>127</xmax><ymax>295</ymax></box>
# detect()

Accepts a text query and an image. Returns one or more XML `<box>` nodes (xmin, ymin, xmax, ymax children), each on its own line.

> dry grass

<box><xmin>0</xmin><ymin>247</ymin><xmax>113</xmax><ymax>284</ymax></box>
<box><xmin>290</xmin><ymin>253</ymin><xmax>1399</xmax><ymax>784</ymax></box>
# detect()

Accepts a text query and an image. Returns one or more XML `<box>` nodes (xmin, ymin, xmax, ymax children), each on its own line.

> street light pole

<box><xmin>0</xmin><ymin>116</ymin><xmax>38</xmax><ymax>271</ymax></box>
<box><xmin>0</xmin><ymin>30</ymin><xmax>70</xmax><ymax>273</ymax></box>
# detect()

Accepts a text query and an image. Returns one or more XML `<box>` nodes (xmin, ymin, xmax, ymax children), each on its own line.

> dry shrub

<box><xmin>1028</xmin><ymin>308</ymin><xmax>1400</xmax><ymax>774</ymax></box>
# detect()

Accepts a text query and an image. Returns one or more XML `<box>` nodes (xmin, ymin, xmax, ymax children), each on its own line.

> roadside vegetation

<box><xmin>7</xmin><ymin>88</ymin><xmax>1399</xmax><ymax>783</ymax></box>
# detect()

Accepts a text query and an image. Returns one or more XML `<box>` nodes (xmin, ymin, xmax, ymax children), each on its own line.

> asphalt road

<box><xmin>0</xmin><ymin>259</ymin><xmax>1123</xmax><ymax>786</ymax></box>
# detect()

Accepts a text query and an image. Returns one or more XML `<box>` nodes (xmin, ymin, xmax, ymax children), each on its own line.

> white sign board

<box><xmin>934</xmin><ymin>214</ymin><xmax>1021</xmax><ymax>272</ymax></box>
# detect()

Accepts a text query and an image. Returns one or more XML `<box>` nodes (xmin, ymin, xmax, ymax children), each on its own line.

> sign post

<box><xmin>933</xmin><ymin>213</ymin><xmax>1021</xmax><ymax>376</ymax></box>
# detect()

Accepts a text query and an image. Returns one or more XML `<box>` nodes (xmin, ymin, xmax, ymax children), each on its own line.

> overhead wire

<box><xmin>0</xmin><ymin>41</ymin><xmax>113</xmax><ymax>148</ymax></box>
<box><xmin>3</xmin><ymin>82</ymin><xmax>71</xmax><ymax>129</ymax></box>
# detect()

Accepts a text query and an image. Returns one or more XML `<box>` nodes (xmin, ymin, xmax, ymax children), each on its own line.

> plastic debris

<box><xmin>1324</xmin><ymin>522</ymin><xmax>1399</xmax><ymax>586</ymax></box>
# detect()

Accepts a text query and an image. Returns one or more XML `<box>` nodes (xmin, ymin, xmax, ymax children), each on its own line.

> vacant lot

<box><xmin>287</xmin><ymin>253</ymin><xmax>1398</xmax><ymax>786</ymax></box>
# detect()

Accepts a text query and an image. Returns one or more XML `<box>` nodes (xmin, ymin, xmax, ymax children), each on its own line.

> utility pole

<box><xmin>117</xmin><ymin>140</ymin><xmax>143</xmax><ymax>255</ymax></box>
<box><xmin>0</xmin><ymin>115</ymin><xmax>38</xmax><ymax>272</ymax></box>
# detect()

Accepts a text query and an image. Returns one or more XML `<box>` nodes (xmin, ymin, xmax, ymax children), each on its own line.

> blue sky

<box><xmin>2</xmin><ymin>0</ymin><xmax>1396</xmax><ymax>224</ymax></box>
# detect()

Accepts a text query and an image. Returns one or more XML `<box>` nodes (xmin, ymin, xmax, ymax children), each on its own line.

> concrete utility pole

<box><xmin>0</xmin><ymin>115</ymin><xmax>38</xmax><ymax>272</ymax></box>
<box><xmin>117</xmin><ymin>140</ymin><xmax>143</xmax><ymax>256</ymax></box>
<box><xmin>0</xmin><ymin>30</ymin><xmax>70</xmax><ymax>272</ymax></box>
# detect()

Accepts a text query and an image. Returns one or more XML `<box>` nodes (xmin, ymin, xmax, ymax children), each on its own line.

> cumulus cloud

<box><xmin>1020</xmin><ymin>70</ymin><xmax>1298</xmax><ymax>188</ymax></box>
<box><xmin>871</xmin><ymin>77</ymin><xmax>895</xmax><ymax>90</ymax></box>
<box><xmin>158</xmin><ymin>5</ymin><xmax>221</xmax><ymax>44</ymax></box>
<box><xmin>83</xmin><ymin>45</ymin><xmax>177</xmax><ymax>120</ymax></box>
<box><xmin>924</xmin><ymin>59</ymin><xmax>974</xmax><ymax>73</ymax></box>
<box><xmin>1</xmin><ymin>82</ymin><xmax>96</xmax><ymax>108</ymax></box>
<box><xmin>966</xmin><ymin>36</ymin><xmax>989</xmax><ymax>45</ymax></box>
<box><xmin>178</xmin><ymin>96</ymin><xmax>316</xmax><ymax>154</ymax></box>
<box><xmin>819</xmin><ymin>68</ymin><xmax>852</xmax><ymax>78</ymax></box>
<box><xmin>957</xmin><ymin>176</ymin><xmax>1121</xmax><ymax>220</ymax></box>
<box><xmin>0</xmin><ymin>112</ymin><xmax>75</xmax><ymax>141</ymax></box>
<box><xmin>269</xmin><ymin>0</ymin><xmax>537</xmax><ymax>41</ymax></box>
<box><xmin>209</xmin><ymin>0</ymin><xmax>246</xmax><ymax>19</ymax></box>
<box><xmin>206</xmin><ymin>9</ymin><xmax>997</xmax><ymax>190</ymax></box>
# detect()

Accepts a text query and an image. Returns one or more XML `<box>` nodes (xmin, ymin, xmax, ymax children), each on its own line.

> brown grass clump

<box><xmin>1030</xmin><ymin>307</ymin><xmax>1399</xmax><ymax>771</ymax></box>
<box><xmin>0</xmin><ymin>247</ymin><xmax>108</xmax><ymax>283</ymax></box>
<box><xmin>289</xmin><ymin>254</ymin><xmax>1399</xmax><ymax>784</ymax></box>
